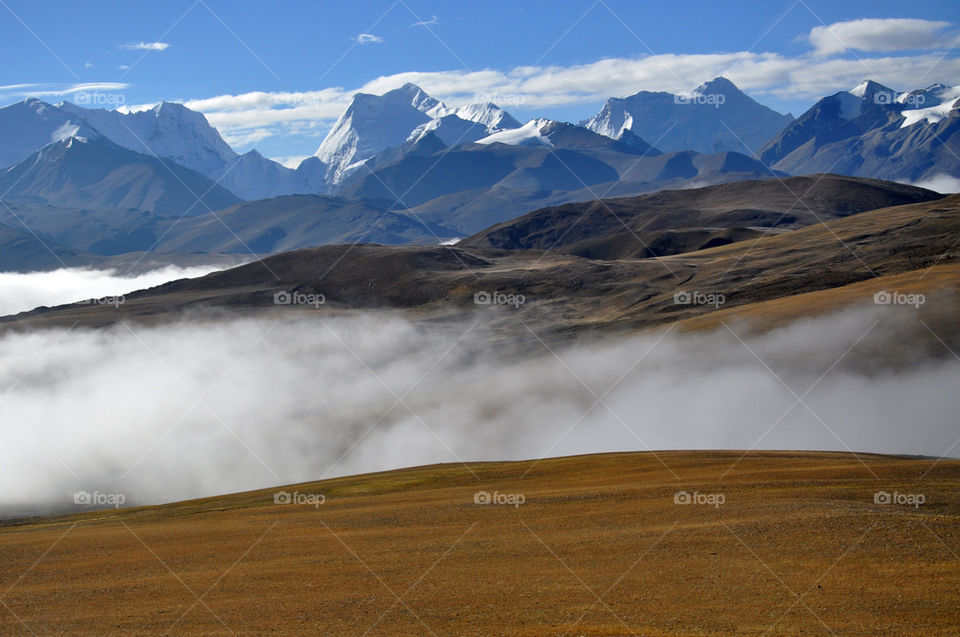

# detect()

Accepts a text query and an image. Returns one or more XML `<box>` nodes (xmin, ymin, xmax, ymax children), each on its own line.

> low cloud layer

<box><xmin>911</xmin><ymin>173</ymin><xmax>960</xmax><ymax>194</ymax></box>
<box><xmin>0</xmin><ymin>304</ymin><xmax>955</xmax><ymax>513</ymax></box>
<box><xmin>0</xmin><ymin>265</ymin><xmax>225</xmax><ymax>317</ymax></box>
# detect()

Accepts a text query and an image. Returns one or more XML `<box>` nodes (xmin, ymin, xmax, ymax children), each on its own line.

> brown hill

<box><xmin>460</xmin><ymin>174</ymin><xmax>942</xmax><ymax>259</ymax></box>
<box><xmin>1</xmin><ymin>451</ymin><xmax>957</xmax><ymax>635</ymax></box>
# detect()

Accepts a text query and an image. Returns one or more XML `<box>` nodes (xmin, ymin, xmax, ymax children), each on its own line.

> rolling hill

<box><xmin>460</xmin><ymin>174</ymin><xmax>943</xmax><ymax>257</ymax></box>
<box><xmin>1</xmin><ymin>451</ymin><xmax>957</xmax><ymax>634</ymax></box>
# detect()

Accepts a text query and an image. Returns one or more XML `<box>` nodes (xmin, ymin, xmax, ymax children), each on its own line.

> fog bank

<box><xmin>0</xmin><ymin>265</ymin><xmax>225</xmax><ymax>316</ymax></box>
<box><xmin>0</xmin><ymin>305</ymin><xmax>956</xmax><ymax>511</ymax></box>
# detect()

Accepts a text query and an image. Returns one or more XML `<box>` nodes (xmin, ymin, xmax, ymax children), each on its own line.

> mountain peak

<box><xmin>696</xmin><ymin>76</ymin><xmax>740</xmax><ymax>94</ymax></box>
<box><xmin>63</xmin><ymin>135</ymin><xmax>90</xmax><ymax>148</ymax></box>
<box><xmin>316</xmin><ymin>84</ymin><xmax>447</xmax><ymax>184</ymax></box>
<box><xmin>19</xmin><ymin>97</ymin><xmax>52</xmax><ymax>114</ymax></box>
<box><xmin>453</xmin><ymin>101</ymin><xmax>522</xmax><ymax>130</ymax></box>
<box><xmin>154</xmin><ymin>101</ymin><xmax>189</xmax><ymax>113</ymax></box>
<box><xmin>583</xmin><ymin>78</ymin><xmax>792</xmax><ymax>154</ymax></box>
<box><xmin>849</xmin><ymin>79</ymin><xmax>895</xmax><ymax>99</ymax></box>
<box><xmin>396</xmin><ymin>82</ymin><xmax>426</xmax><ymax>95</ymax></box>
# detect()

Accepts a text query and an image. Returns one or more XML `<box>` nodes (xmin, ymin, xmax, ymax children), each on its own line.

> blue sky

<box><xmin>2</xmin><ymin>0</ymin><xmax>959</xmax><ymax>163</ymax></box>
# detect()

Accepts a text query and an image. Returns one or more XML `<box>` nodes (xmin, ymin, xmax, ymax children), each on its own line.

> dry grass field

<box><xmin>1</xmin><ymin>451</ymin><xmax>958</xmax><ymax>635</ymax></box>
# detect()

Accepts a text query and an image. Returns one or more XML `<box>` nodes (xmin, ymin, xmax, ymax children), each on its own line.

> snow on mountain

<box><xmin>315</xmin><ymin>83</ymin><xmax>443</xmax><ymax>184</ymax></box>
<box><xmin>451</xmin><ymin>102</ymin><xmax>522</xmax><ymax>130</ymax></box>
<box><xmin>56</xmin><ymin>100</ymin><xmax>320</xmax><ymax>200</ymax></box>
<box><xmin>0</xmin><ymin>134</ymin><xmax>241</xmax><ymax>216</ymax></box>
<box><xmin>475</xmin><ymin>119</ymin><xmax>555</xmax><ymax>147</ymax></box>
<box><xmin>582</xmin><ymin>77</ymin><xmax>794</xmax><ymax>155</ymax></box>
<box><xmin>834</xmin><ymin>91</ymin><xmax>866</xmax><ymax>120</ymax></box>
<box><xmin>315</xmin><ymin>83</ymin><xmax>522</xmax><ymax>185</ymax></box>
<box><xmin>0</xmin><ymin>98</ymin><xmax>97</xmax><ymax>169</ymax></box>
<box><xmin>211</xmin><ymin>149</ymin><xmax>312</xmax><ymax>200</ymax></box>
<box><xmin>899</xmin><ymin>84</ymin><xmax>960</xmax><ymax>128</ymax></box>
<box><xmin>759</xmin><ymin>79</ymin><xmax>960</xmax><ymax>182</ymax></box>
<box><xmin>848</xmin><ymin>79</ymin><xmax>896</xmax><ymax>102</ymax></box>
<box><xmin>407</xmin><ymin>114</ymin><xmax>491</xmax><ymax>147</ymax></box>
<box><xmin>59</xmin><ymin>101</ymin><xmax>238</xmax><ymax>177</ymax></box>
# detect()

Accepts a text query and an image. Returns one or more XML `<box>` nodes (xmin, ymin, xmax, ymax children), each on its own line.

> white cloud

<box><xmin>0</xmin><ymin>82</ymin><xmax>130</xmax><ymax>100</ymax></box>
<box><xmin>0</xmin><ymin>306</ymin><xmax>956</xmax><ymax>508</ymax></box>
<box><xmin>809</xmin><ymin>18</ymin><xmax>954</xmax><ymax>57</ymax></box>
<box><xmin>908</xmin><ymin>173</ymin><xmax>960</xmax><ymax>194</ymax></box>
<box><xmin>354</xmin><ymin>33</ymin><xmax>383</xmax><ymax>45</ymax></box>
<box><xmin>410</xmin><ymin>15</ymin><xmax>439</xmax><ymax>27</ymax></box>
<box><xmin>219</xmin><ymin>126</ymin><xmax>276</xmax><ymax>147</ymax></box>
<box><xmin>84</xmin><ymin>61</ymin><xmax>93</xmax><ymax>69</ymax></box>
<box><xmin>174</xmin><ymin>50</ymin><xmax>960</xmax><ymax>150</ymax></box>
<box><xmin>120</xmin><ymin>41</ymin><xmax>170</xmax><ymax>51</ymax></box>
<box><xmin>0</xmin><ymin>265</ymin><xmax>226</xmax><ymax>317</ymax></box>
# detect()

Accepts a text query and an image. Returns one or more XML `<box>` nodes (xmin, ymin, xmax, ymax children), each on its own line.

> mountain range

<box><xmin>8</xmin><ymin>176</ymin><xmax>953</xmax><ymax>345</ymax></box>
<box><xmin>582</xmin><ymin>77</ymin><xmax>795</xmax><ymax>154</ymax></box>
<box><xmin>0</xmin><ymin>77</ymin><xmax>956</xmax><ymax>271</ymax></box>
<box><xmin>760</xmin><ymin>80</ymin><xmax>960</xmax><ymax>181</ymax></box>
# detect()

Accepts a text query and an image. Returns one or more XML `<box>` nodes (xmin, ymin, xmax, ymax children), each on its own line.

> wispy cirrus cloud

<box><xmin>0</xmin><ymin>82</ymin><xmax>130</xmax><ymax>99</ymax></box>
<box><xmin>410</xmin><ymin>15</ymin><xmax>439</xmax><ymax>28</ymax></box>
<box><xmin>119</xmin><ymin>41</ymin><xmax>170</xmax><ymax>51</ymax></box>
<box><xmin>354</xmin><ymin>33</ymin><xmax>383</xmax><ymax>45</ymax></box>
<box><xmin>809</xmin><ymin>18</ymin><xmax>955</xmax><ymax>57</ymax></box>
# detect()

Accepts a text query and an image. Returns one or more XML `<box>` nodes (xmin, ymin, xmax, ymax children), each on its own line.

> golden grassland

<box><xmin>1</xmin><ymin>450</ymin><xmax>958</xmax><ymax>635</ymax></box>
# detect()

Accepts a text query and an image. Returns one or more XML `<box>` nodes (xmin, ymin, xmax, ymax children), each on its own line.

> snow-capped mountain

<box><xmin>0</xmin><ymin>98</ymin><xmax>308</xmax><ymax>200</ymax></box>
<box><xmin>582</xmin><ymin>77</ymin><xmax>794</xmax><ymax>155</ymax></box>
<box><xmin>314</xmin><ymin>83</ymin><xmax>522</xmax><ymax>184</ymax></box>
<box><xmin>406</xmin><ymin>114</ymin><xmax>492</xmax><ymax>147</ymax></box>
<box><xmin>452</xmin><ymin>102</ymin><xmax>522</xmax><ymax>130</ymax></box>
<box><xmin>315</xmin><ymin>84</ymin><xmax>445</xmax><ymax>184</ymax></box>
<box><xmin>475</xmin><ymin>118</ymin><xmax>661</xmax><ymax>155</ymax></box>
<box><xmin>58</xmin><ymin>101</ymin><xmax>314</xmax><ymax>200</ymax></box>
<box><xmin>59</xmin><ymin>101</ymin><xmax>238</xmax><ymax>177</ymax></box>
<box><xmin>0</xmin><ymin>98</ymin><xmax>97</xmax><ymax>169</ymax></box>
<box><xmin>898</xmin><ymin>84</ymin><xmax>960</xmax><ymax>127</ymax></box>
<box><xmin>0</xmin><ymin>135</ymin><xmax>241</xmax><ymax>215</ymax></box>
<box><xmin>759</xmin><ymin>80</ymin><xmax>960</xmax><ymax>182</ymax></box>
